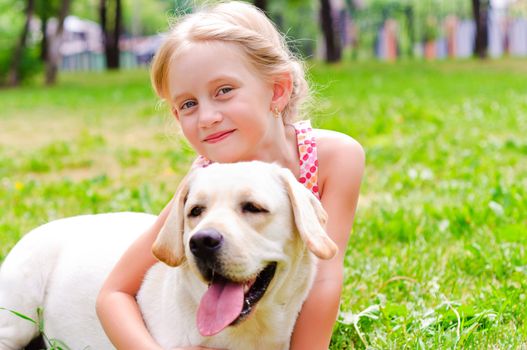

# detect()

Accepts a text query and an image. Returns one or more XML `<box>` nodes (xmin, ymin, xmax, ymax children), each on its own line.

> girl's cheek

<box><xmin>180</xmin><ymin>119</ymin><xmax>198</xmax><ymax>142</ymax></box>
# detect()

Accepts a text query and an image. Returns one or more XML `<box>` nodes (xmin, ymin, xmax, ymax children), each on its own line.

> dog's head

<box><xmin>152</xmin><ymin>161</ymin><xmax>337</xmax><ymax>336</ymax></box>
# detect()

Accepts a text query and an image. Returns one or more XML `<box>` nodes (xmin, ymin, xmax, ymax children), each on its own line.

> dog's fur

<box><xmin>0</xmin><ymin>161</ymin><xmax>337</xmax><ymax>350</ymax></box>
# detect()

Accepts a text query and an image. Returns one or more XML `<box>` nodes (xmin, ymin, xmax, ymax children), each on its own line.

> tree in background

<box><xmin>6</xmin><ymin>0</ymin><xmax>35</xmax><ymax>87</ymax></box>
<box><xmin>45</xmin><ymin>0</ymin><xmax>71</xmax><ymax>85</ymax></box>
<box><xmin>2</xmin><ymin>0</ymin><xmax>70</xmax><ymax>87</ymax></box>
<box><xmin>472</xmin><ymin>0</ymin><xmax>490</xmax><ymax>58</ymax></box>
<box><xmin>100</xmin><ymin>0</ymin><xmax>122</xmax><ymax>69</ymax></box>
<box><xmin>320</xmin><ymin>0</ymin><xmax>342</xmax><ymax>62</ymax></box>
<box><xmin>2</xmin><ymin>0</ymin><xmax>510</xmax><ymax>85</ymax></box>
<box><xmin>36</xmin><ymin>0</ymin><xmax>57</xmax><ymax>64</ymax></box>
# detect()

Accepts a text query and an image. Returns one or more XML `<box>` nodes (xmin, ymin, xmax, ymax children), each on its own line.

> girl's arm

<box><xmin>96</xmin><ymin>199</ymin><xmax>219</xmax><ymax>350</ymax></box>
<box><xmin>290</xmin><ymin>135</ymin><xmax>365</xmax><ymax>350</ymax></box>
<box><xmin>96</xmin><ymin>199</ymin><xmax>174</xmax><ymax>349</ymax></box>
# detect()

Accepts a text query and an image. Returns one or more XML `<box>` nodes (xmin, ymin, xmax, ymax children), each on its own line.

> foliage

<box><xmin>71</xmin><ymin>0</ymin><xmax>197</xmax><ymax>36</ymax></box>
<box><xmin>70</xmin><ymin>0</ymin><xmax>100</xmax><ymax>22</ymax></box>
<box><xmin>0</xmin><ymin>307</ymin><xmax>72</xmax><ymax>349</ymax></box>
<box><xmin>121</xmin><ymin>0</ymin><xmax>172</xmax><ymax>36</ymax></box>
<box><xmin>422</xmin><ymin>15</ymin><xmax>439</xmax><ymax>42</ymax></box>
<box><xmin>268</xmin><ymin>0</ymin><xmax>319</xmax><ymax>58</ymax></box>
<box><xmin>0</xmin><ymin>0</ymin><xmax>25</xmax><ymax>44</ymax></box>
<box><xmin>1</xmin><ymin>60</ymin><xmax>526</xmax><ymax>348</ymax></box>
<box><xmin>509</xmin><ymin>0</ymin><xmax>527</xmax><ymax>17</ymax></box>
<box><xmin>36</xmin><ymin>0</ymin><xmax>61</xmax><ymax>21</ymax></box>
<box><xmin>0</xmin><ymin>43</ymin><xmax>42</xmax><ymax>86</ymax></box>
<box><xmin>0</xmin><ymin>0</ymin><xmax>25</xmax><ymax>83</ymax></box>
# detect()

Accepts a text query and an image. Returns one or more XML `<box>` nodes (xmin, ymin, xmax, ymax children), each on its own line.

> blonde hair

<box><xmin>150</xmin><ymin>1</ymin><xmax>310</xmax><ymax>123</ymax></box>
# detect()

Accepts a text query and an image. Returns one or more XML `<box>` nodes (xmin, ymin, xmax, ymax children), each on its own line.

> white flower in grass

<box><xmin>408</xmin><ymin>167</ymin><xmax>434</xmax><ymax>181</ymax></box>
<box><xmin>427</xmin><ymin>277</ymin><xmax>441</xmax><ymax>295</ymax></box>
<box><xmin>488</xmin><ymin>201</ymin><xmax>504</xmax><ymax>216</ymax></box>
<box><xmin>339</xmin><ymin>304</ymin><xmax>381</xmax><ymax>325</ymax></box>
<box><xmin>420</xmin><ymin>310</ymin><xmax>436</xmax><ymax>330</ymax></box>
<box><xmin>438</xmin><ymin>219</ymin><xmax>450</xmax><ymax>232</ymax></box>
<box><xmin>420</xmin><ymin>168</ymin><xmax>434</xmax><ymax>180</ymax></box>
<box><xmin>376</xmin><ymin>293</ymin><xmax>387</xmax><ymax>306</ymax></box>
<box><xmin>339</xmin><ymin>305</ymin><xmax>381</xmax><ymax>348</ymax></box>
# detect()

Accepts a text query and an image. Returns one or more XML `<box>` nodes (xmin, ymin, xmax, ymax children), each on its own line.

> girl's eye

<box><xmin>188</xmin><ymin>205</ymin><xmax>205</xmax><ymax>218</ymax></box>
<box><xmin>217</xmin><ymin>86</ymin><xmax>233</xmax><ymax>96</ymax></box>
<box><xmin>181</xmin><ymin>100</ymin><xmax>197</xmax><ymax>110</ymax></box>
<box><xmin>241</xmin><ymin>202</ymin><xmax>268</xmax><ymax>214</ymax></box>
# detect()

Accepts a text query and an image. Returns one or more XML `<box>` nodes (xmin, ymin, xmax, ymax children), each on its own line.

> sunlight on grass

<box><xmin>1</xmin><ymin>61</ymin><xmax>526</xmax><ymax>348</ymax></box>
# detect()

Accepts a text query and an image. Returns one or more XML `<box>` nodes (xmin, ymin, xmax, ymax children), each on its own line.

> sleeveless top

<box><xmin>192</xmin><ymin>120</ymin><xmax>320</xmax><ymax>199</ymax></box>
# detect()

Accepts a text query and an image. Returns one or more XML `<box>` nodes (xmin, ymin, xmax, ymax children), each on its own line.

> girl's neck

<box><xmin>249</xmin><ymin>120</ymin><xmax>300</xmax><ymax>178</ymax></box>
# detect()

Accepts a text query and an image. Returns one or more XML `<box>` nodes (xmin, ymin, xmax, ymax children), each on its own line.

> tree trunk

<box><xmin>111</xmin><ymin>0</ymin><xmax>122</xmax><ymax>69</ymax></box>
<box><xmin>320</xmin><ymin>0</ymin><xmax>341</xmax><ymax>63</ymax></box>
<box><xmin>36</xmin><ymin>0</ymin><xmax>55</xmax><ymax>63</ymax></box>
<box><xmin>254</xmin><ymin>0</ymin><xmax>267</xmax><ymax>13</ymax></box>
<box><xmin>100</xmin><ymin>0</ymin><xmax>122</xmax><ymax>70</ymax></box>
<box><xmin>472</xmin><ymin>0</ymin><xmax>489</xmax><ymax>58</ymax></box>
<box><xmin>404</xmin><ymin>5</ymin><xmax>414</xmax><ymax>58</ymax></box>
<box><xmin>45</xmin><ymin>0</ymin><xmax>71</xmax><ymax>85</ymax></box>
<box><xmin>40</xmin><ymin>16</ymin><xmax>48</xmax><ymax>62</ymax></box>
<box><xmin>6</xmin><ymin>0</ymin><xmax>35</xmax><ymax>87</ymax></box>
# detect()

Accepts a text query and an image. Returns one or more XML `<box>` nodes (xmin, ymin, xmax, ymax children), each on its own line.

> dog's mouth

<box><xmin>196</xmin><ymin>262</ymin><xmax>277</xmax><ymax>337</ymax></box>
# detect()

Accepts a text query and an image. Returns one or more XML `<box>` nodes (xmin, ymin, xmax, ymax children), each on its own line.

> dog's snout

<box><xmin>190</xmin><ymin>229</ymin><xmax>224</xmax><ymax>259</ymax></box>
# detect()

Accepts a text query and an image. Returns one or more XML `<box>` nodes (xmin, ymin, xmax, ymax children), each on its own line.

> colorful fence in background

<box><xmin>57</xmin><ymin>8</ymin><xmax>527</xmax><ymax>70</ymax></box>
<box><xmin>377</xmin><ymin>12</ymin><xmax>526</xmax><ymax>61</ymax></box>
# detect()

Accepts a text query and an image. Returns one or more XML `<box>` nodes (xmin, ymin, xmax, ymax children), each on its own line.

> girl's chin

<box><xmin>203</xmin><ymin>151</ymin><xmax>246</xmax><ymax>164</ymax></box>
<box><xmin>200</xmin><ymin>142</ymin><xmax>257</xmax><ymax>164</ymax></box>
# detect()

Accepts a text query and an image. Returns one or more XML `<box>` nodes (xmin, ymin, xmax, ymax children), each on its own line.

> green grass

<box><xmin>1</xmin><ymin>60</ymin><xmax>526</xmax><ymax>349</ymax></box>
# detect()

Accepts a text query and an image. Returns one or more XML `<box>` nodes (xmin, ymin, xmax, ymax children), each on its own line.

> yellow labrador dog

<box><xmin>0</xmin><ymin>161</ymin><xmax>337</xmax><ymax>350</ymax></box>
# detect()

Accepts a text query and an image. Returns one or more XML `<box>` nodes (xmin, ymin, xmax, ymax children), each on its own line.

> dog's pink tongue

<box><xmin>197</xmin><ymin>280</ymin><xmax>244</xmax><ymax>337</ymax></box>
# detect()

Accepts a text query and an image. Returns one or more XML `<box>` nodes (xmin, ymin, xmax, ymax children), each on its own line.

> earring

<box><xmin>273</xmin><ymin>106</ymin><xmax>281</xmax><ymax>119</ymax></box>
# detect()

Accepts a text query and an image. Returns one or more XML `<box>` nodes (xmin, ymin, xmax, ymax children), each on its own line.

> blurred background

<box><xmin>1</xmin><ymin>0</ymin><xmax>527</xmax><ymax>85</ymax></box>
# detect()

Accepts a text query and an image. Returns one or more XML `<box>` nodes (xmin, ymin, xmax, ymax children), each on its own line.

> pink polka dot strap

<box><xmin>191</xmin><ymin>155</ymin><xmax>212</xmax><ymax>169</ymax></box>
<box><xmin>293</xmin><ymin>120</ymin><xmax>320</xmax><ymax>199</ymax></box>
<box><xmin>190</xmin><ymin>119</ymin><xmax>320</xmax><ymax>199</ymax></box>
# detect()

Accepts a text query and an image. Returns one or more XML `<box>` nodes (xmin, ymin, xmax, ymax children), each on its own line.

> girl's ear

<box><xmin>271</xmin><ymin>72</ymin><xmax>293</xmax><ymax>110</ymax></box>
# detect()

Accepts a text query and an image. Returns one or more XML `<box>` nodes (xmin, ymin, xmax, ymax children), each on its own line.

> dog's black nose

<box><xmin>189</xmin><ymin>229</ymin><xmax>224</xmax><ymax>259</ymax></box>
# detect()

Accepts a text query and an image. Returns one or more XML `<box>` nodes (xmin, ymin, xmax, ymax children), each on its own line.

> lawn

<box><xmin>1</xmin><ymin>59</ymin><xmax>526</xmax><ymax>349</ymax></box>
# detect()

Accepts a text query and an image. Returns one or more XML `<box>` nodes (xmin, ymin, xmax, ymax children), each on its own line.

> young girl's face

<box><xmin>168</xmin><ymin>41</ymin><xmax>277</xmax><ymax>163</ymax></box>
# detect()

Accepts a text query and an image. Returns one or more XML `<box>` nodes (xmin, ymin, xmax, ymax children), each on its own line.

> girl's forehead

<box><xmin>167</xmin><ymin>41</ymin><xmax>267</xmax><ymax>98</ymax></box>
<box><xmin>170</xmin><ymin>41</ymin><xmax>253</xmax><ymax>73</ymax></box>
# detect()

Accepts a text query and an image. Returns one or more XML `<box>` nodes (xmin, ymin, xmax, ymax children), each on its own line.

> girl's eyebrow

<box><xmin>208</xmin><ymin>74</ymin><xmax>241</xmax><ymax>86</ymax></box>
<box><xmin>171</xmin><ymin>92</ymin><xmax>191</xmax><ymax>105</ymax></box>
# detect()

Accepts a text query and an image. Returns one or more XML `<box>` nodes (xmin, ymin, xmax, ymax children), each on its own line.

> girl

<box><xmin>96</xmin><ymin>2</ymin><xmax>364</xmax><ymax>349</ymax></box>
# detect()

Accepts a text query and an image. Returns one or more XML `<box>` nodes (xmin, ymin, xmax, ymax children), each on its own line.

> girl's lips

<box><xmin>203</xmin><ymin>130</ymin><xmax>235</xmax><ymax>143</ymax></box>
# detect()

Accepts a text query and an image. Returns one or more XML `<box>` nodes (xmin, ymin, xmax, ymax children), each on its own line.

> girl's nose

<box><xmin>198</xmin><ymin>103</ymin><xmax>223</xmax><ymax>128</ymax></box>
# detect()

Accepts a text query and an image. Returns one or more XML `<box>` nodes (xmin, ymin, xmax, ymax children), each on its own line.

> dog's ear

<box><xmin>152</xmin><ymin>173</ymin><xmax>192</xmax><ymax>267</ymax></box>
<box><xmin>279</xmin><ymin>169</ymin><xmax>338</xmax><ymax>260</ymax></box>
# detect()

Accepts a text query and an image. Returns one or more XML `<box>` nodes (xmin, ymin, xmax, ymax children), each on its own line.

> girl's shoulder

<box><xmin>314</xmin><ymin>128</ymin><xmax>364</xmax><ymax>163</ymax></box>
<box><xmin>292</xmin><ymin>120</ymin><xmax>363</xmax><ymax>159</ymax></box>
<box><xmin>313</xmin><ymin>128</ymin><xmax>365</xmax><ymax>197</ymax></box>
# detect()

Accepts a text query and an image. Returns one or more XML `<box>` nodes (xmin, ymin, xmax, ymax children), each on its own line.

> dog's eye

<box><xmin>241</xmin><ymin>202</ymin><xmax>268</xmax><ymax>214</ymax></box>
<box><xmin>188</xmin><ymin>205</ymin><xmax>205</xmax><ymax>218</ymax></box>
